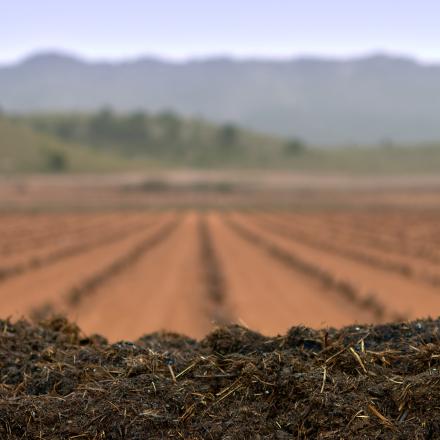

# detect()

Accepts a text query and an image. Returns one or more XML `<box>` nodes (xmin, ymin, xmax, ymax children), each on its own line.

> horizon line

<box><xmin>1</xmin><ymin>48</ymin><xmax>440</xmax><ymax>67</ymax></box>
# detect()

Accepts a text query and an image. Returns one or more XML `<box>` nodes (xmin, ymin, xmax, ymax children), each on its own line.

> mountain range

<box><xmin>1</xmin><ymin>52</ymin><xmax>440</xmax><ymax>145</ymax></box>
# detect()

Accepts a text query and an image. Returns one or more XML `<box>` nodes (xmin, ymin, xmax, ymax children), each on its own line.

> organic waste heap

<box><xmin>0</xmin><ymin>317</ymin><xmax>439</xmax><ymax>439</ymax></box>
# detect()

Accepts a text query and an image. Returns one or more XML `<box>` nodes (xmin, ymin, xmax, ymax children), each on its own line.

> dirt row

<box><xmin>0</xmin><ymin>212</ymin><xmax>119</xmax><ymax>252</ymax></box>
<box><xmin>0</xmin><ymin>214</ymin><xmax>160</xmax><ymax>282</ymax></box>
<box><xmin>2</xmin><ymin>209</ymin><xmax>440</xmax><ymax>340</ymax></box>
<box><xmin>0</xmin><ymin>213</ymin><xmax>175</xmax><ymax>319</ymax></box>
<box><xmin>256</xmin><ymin>212</ymin><xmax>440</xmax><ymax>287</ymax></box>
<box><xmin>229</xmin><ymin>212</ymin><xmax>440</xmax><ymax>322</ymax></box>
<box><xmin>0</xmin><ymin>212</ymin><xmax>149</xmax><ymax>256</ymax></box>
<box><xmin>275</xmin><ymin>211</ymin><xmax>440</xmax><ymax>264</ymax></box>
<box><xmin>71</xmin><ymin>211</ymin><xmax>387</xmax><ymax>338</ymax></box>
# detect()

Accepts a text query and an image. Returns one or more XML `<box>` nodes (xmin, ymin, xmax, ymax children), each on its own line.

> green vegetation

<box><xmin>18</xmin><ymin>109</ymin><xmax>286</xmax><ymax>167</ymax></box>
<box><xmin>279</xmin><ymin>144</ymin><xmax>440</xmax><ymax>175</ymax></box>
<box><xmin>0</xmin><ymin>116</ymin><xmax>151</xmax><ymax>174</ymax></box>
<box><xmin>2</xmin><ymin>110</ymin><xmax>440</xmax><ymax>175</ymax></box>
<box><xmin>45</xmin><ymin>151</ymin><xmax>68</xmax><ymax>173</ymax></box>
<box><xmin>284</xmin><ymin>138</ymin><xmax>307</xmax><ymax>156</ymax></box>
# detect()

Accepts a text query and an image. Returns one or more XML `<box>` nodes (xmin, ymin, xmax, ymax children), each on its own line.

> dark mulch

<box><xmin>1</xmin><ymin>317</ymin><xmax>440</xmax><ymax>439</ymax></box>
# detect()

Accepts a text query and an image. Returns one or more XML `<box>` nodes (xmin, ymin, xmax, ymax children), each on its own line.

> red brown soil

<box><xmin>229</xmin><ymin>212</ymin><xmax>440</xmax><ymax>322</ymax></box>
<box><xmin>207</xmin><ymin>212</ymin><xmax>373</xmax><ymax>333</ymax></box>
<box><xmin>262</xmin><ymin>211</ymin><xmax>440</xmax><ymax>281</ymax></box>
<box><xmin>1</xmin><ymin>206</ymin><xmax>440</xmax><ymax>341</ymax></box>
<box><xmin>3</xmin><ymin>172</ymin><xmax>440</xmax><ymax>210</ymax></box>
<box><xmin>2</xmin><ymin>178</ymin><xmax>440</xmax><ymax>437</ymax></box>
<box><xmin>73</xmin><ymin>212</ymin><xmax>213</xmax><ymax>340</ymax></box>
<box><xmin>0</xmin><ymin>213</ymin><xmax>175</xmax><ymax>317</ymax></box>
<box><xmin>0</xmin><ymin>212</ymin><xmax>152</xmax><ymax>273</ymax></box>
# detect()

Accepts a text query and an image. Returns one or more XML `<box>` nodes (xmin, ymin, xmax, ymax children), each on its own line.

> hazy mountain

<box><xmin>1</xmin><ymin>52</ymin><xmax>440</xmax><ymax>145</ymax></box>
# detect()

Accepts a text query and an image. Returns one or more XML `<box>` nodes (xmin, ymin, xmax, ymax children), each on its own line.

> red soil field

<box><xmin>1</xmin><ymin>204</ymin><xmax>440</xmax><ymax>340</ymax></box>
<box><xmin>2</xmin><ymin>176</ymin><xmax>440</xmax><ymax>439</ymax></box>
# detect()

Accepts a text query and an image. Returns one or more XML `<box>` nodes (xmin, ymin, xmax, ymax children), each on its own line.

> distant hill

<box><xmin>8</xmin><ymin>111</ymin><xmax>440</xmax><ymax>175</ymax></box>
<box><xmin>1</xmin><ymin>110</ymin><xmax>440</xmax><ymax>175</ymax></box>
<box><xmin>1</xmin><ymin>52</ymin><xmax>440</xmax><ymax>145</ymax></box>
<box><xmin>18</xmin><ymin>110</ymin><xmax>289</xmax><ymax>168</ymax></box>
<box><xmin>0</xmin><ymin>116</ymin><xmax>143</xmax><ymax>173</ymax></box>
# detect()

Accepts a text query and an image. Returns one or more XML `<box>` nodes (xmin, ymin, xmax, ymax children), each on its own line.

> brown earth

<box><xmin>72</xmin><ymin>212</ymin><xmax>213</xmax><ymax>340</ymax></box>
<box><xmin>1</xmin><ymin>205</ymin><xmax>440</xmax><ymax>340</ymax></box>
<box><xmin>228</xmin><ymin>212</ymin><xmax>440</xmax><ymax>322</ymax></box>
<box><xmin>0</xmin><ymin>213</ymin><xmax>175</xmax><ymax>318</ymax></box>
<box><xmin>1</xmin><ymin>175</ymin><xmax>440</xmax><ymax>438</ymax></box>
<box><xmin>207</xmin><ymin>212</ymin><xmax>374</xmax><ymax>332</ymax></box>
<box><xmin>0</xmin><ymin>317</ymin><xmax>439</xmax><ymax>439</ymax></box>
<box><xmin>3</xmin><ymin>172</ymin><xmax>440</xmax><ymax>210</ymax></box>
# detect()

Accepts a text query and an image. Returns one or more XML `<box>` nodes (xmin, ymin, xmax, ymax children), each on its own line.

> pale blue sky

<box><xmin>1</xmin><ymin>0</ymin><xmax>439</xmax><ymax>63</ymax></box>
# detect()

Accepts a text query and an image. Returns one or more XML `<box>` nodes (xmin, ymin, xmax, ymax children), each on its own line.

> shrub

<box><xmin>45</xmin><ymin>151</ymin><xmax>68</xmax><ymax>172</ymax></box>
<box><xmin>284</xmin><ymin>138</ymin><xmax>306</xmax><ymax>155</ymax></box>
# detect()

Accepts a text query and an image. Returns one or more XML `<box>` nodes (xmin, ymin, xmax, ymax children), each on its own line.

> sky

<box><xmin>1</xmin><ymin>0</ymin><xmax>440</xmax><ymax>64</ymax></box>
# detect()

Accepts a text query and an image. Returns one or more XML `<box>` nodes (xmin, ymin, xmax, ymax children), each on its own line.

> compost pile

<box><xmin>0</xmin><ymin>318</ymin><xmax>439</xmax><ymax>439</ymax></box>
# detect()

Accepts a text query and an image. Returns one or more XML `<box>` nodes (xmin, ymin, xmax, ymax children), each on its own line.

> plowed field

<box><xmin>1</xmin><ymin>208</ymin><xmax>440</xmax><ymax>340</ymax></box>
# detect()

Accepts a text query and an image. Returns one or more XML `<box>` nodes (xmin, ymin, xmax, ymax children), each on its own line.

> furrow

<box><xmin>224</xmin><ymin>215</ymin><xmax>395</xmax><ymax>323</ymax></box>
<box><xmin>0</xmin><ymin>217</ymin><xmax>160</xmax><ymax>283</ymax></box>
<box><xmin>198</xmin><ymin>214</ymin><xmax>232</xmax><ymax>326</ymax></box>
<box><xmin>30</xmin><ymin>215</ymin><xmax>182</xmax><ymax>320</ymax></box>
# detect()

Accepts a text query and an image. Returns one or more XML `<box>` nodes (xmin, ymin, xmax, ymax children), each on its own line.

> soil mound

<box><xmin>1</xmin><ymin>317</ymin><xmax>439</xmax><ymax>439</ymax></box>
